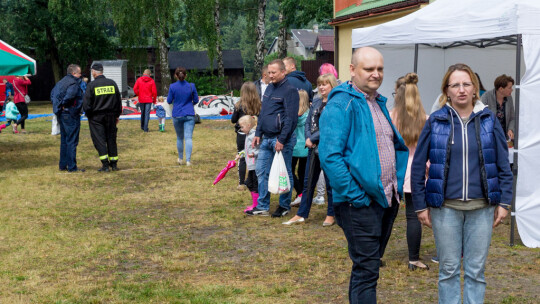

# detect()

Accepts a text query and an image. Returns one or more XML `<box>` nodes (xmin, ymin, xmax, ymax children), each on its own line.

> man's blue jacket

<box><xmin>319</xmin><ymin>81</ymin><xmax>408</xmax><ymax>208</ymax></box>
<box><xmin>51</xmin><ymin>74</ymin><xmax>83</xmax><ymax>116</ymax></box>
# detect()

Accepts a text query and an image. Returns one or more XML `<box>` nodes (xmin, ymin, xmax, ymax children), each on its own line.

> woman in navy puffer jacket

<box><xmin>411</xmin><ymin>63</ymin><xmax>512</xmax><ymax>304</ymax></box>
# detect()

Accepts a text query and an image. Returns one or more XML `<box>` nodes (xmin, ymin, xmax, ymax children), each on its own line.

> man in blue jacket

<box><xmin>319</xmin><ymin>47</ymin><xmax>408</xmax><ymax>303</ymax></box>
<box><xmin>248</xmin><ymin>59</ymin><xmax>299</xmax><ymax>217</ymax></box>
<box><xmin>283</xmin><ymin>57</ymin><xmax>313</xmax><ymax>102</ymax></box>
<box><xmin>50</xmin><ymin>64</ymin><xmax>85</xmax><ymax>172</ymax></box>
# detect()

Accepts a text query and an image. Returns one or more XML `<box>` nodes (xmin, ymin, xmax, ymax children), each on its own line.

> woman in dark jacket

<box><xmin>411</xmin><ymin>63</ymin><xmax>513</xmax><ymax>304</ymax></box>
<box><xmin>282</xmin><ymin>73</ymin><xmax>338</xmax><ymax>226</ymax></box>
<box><xmin>231</xmin><ymin>82</ymin><xmax>261</xmax><ymax>190</ymax></box>
<box><xmin>167</xmin><ymin>67</ymin><xmax>199</xmax><ymax>166</ymax></box>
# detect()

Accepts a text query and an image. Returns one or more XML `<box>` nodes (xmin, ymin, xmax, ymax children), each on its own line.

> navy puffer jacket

<box><xmin>411</xmin><ymin>102</ymin><xmax>513</xmax><ymax>211</ymax></box>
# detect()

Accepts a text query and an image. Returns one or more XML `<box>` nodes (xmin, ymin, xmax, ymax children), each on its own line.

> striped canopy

<box><xmin>0</xmin><ymin>39</ymin><xmax>36</xmax><ymax>75</ymax></box>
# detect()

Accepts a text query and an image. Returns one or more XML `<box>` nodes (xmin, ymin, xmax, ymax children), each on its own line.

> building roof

<box><xmin>316</xmin><ymin>35</ymin><xmax>335</xmax><ymax>52</ymax></box>
<box><xmin>92</xmin><ymin>60</ymin><xmax>128</xmax><ymax>67</ymax></box>
<box><xmin>332</xmin><ymin>0</ymin><xmax>429</xmax><ymax>25</ymax></box>
<box><xmin>291</xmin><ymin>29</ymin><xmax>334</xmax><ymax>49</ymax></box>
<box><xmin>168</xmin><ymin>50</ymin><xmax>244</xmax><ymax>70</ymax></box>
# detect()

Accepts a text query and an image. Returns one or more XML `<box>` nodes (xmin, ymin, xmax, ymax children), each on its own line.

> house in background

<box><xmin>330</xmin><ymin>0</ymin><xmax>431</xmax><ymax>81</ymax></box>
<box><xmin>267</xmin><ymin>26</ymin><xmax>334</xmax><ymax>60</ymax></box>
<box><xmin>168</xmin><ymin>50</ymin><xmax>244</xmax><ymax>91</ymax></box>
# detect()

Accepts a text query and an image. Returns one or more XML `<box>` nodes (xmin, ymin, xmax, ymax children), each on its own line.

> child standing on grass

<box><xmin>0</xmin><ymin>96</ymin><xmax>19</xmax><ymax>133</ymax></box>
<box><xmin>235</xmin><ymin>115</ymin><xmax>260</xmax><ymax>213</ymax></box>
<box><xmin>155</xmin><ymin>96</ymin><xmax>167</xmax><ymax>132</ymax></box>
<box><xmin>231</xmin><ymin>82</ymin><xmax>261</xmax><ymax>191</ymax></box>
<box><xmin>291</xmin><ymin>90</ymin><xmax>309</xmax><ymax>206</ymax></box>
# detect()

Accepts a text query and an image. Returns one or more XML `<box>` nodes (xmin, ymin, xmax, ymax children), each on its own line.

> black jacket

<box><xmin>286</xmin><ymin>71</ymin><xmax>313</xmax><ymax>102</ymax></box>
<box><xmin>255</xmin><ymin>77</ymin><xmax>299</xmax><ymax>144</ymax></box>
<box><xmin>83</xmin><ymin>75</ymin><xmax>122</xmax><ymax>117</ymax></box>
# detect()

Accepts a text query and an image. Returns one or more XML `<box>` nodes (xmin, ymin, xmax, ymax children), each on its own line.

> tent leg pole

<box><xmin>414</xmin><ymin>44</ymin><xmax>419</xmax><ymax>73</ymax></box>
<box><xmin>510</xmin><ymin>34</ymin><xmax>522</xmax><ymax>247</ymax></box>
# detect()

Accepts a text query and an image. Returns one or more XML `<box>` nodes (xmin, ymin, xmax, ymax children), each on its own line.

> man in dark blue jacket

<box><xmin>283</xmin><ymin>57</ymin><xmax>313</xmax><ymax>102</ymax></box>
<box><xmin>248</xmin><ymin>59</ymin><xmax>299</xmax><ymax>217</ymax></box>
<box><xmin>50</xmin><ymin>64</ymin><xmax>84</xmax><ymax>172</ymax></box>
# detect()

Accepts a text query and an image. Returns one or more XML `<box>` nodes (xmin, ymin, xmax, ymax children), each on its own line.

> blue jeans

<box><xmin>431</xmin><ymin>206</ymin><xmax>495</xmax><ymax>304</ymax></box>
<box><xmin>58</xmin><ymin>112</ymin><xmax>81</xmax><ymax>171</ymax></box>
<box><xmin>255</xmin><ymin>135</ymin><xmax>295</xmax><ymax>211</ymax></box>
<box><xmin>297</xmin><ymin>148</ymin><xmax>334</xmax><ymax>218</ymax></box>
<box><xmin>172</xmin><ymin>116</ymin><xmax>195</xmax><ymax>162</ymax></box>
<box><xmin>139</xmin><ymin>103</ymin><xmax>152</xmax><ymax>132</ymax></box>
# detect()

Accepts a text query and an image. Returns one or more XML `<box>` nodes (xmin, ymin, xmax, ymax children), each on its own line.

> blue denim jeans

<box><xmin>431</xmin><ymin>206</ymin><xmax>495</xmax><ymax>304</ymax></box>
<box><xmin>255</xmin><ymin>135</ymin><xmax>295</xmax><ymax>211</ymax></box>
<box><xmin>139</xmin><ymin>103</ymin><xmax>152</xmax><ymax>132</ymax></box>
<box><xmin>58</xmin><ymin>112</ymin><xmax>81</xmax><ymax>171</ymax></box>
<box><xmin>297</xmin><ymin>148</ymin><xmax>334</xmax><ymax>218</ymax></box>
<box><xmin>172</xmin><ymin>116</ymin><xmax>195</xmax><ymax>162</ymax></box>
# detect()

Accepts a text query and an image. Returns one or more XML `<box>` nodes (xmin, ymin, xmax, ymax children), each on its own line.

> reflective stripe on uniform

<box><xmin>109</xmin><ymin>156</ymin><xmax>118</xmax><ymax>161</ymax></box>
<box><xmin>99</xmin><ymin>155</ymin><xmax>109</xmax><ymax>160</ymax></box>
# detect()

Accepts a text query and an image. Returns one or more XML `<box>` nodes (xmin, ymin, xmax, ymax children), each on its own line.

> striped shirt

<box><xmin>352</xmin><ymin>82</ymin><xmax>398</xmax><ymax>206</ymax></box>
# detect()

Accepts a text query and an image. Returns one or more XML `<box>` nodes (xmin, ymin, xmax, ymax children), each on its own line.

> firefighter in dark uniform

<box><xmin>83</xmin><ymin>63</ymin><xmax>122</xmax><ymax>172</ymax></box>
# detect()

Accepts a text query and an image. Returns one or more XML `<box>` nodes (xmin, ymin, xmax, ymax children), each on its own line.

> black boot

<box><xmin>98</xmin><ymin>159</ymin><xmax>110</xmax><ymax>172</ymax></box>
<box><xmin>110</xmin><ymin>160</ymin><xmax>119</xmax><ymax>171</ymax></box>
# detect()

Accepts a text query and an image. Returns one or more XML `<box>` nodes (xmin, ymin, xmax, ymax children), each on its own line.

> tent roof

<box><xmin>352</xmin><ymin>0</ymin><xmax>540</xmax><ymax>48</ymax></box>
<box><xmin>0</xmin><ymin>40</ymin><xmax>37</xmax><ymax>75</ymax></box>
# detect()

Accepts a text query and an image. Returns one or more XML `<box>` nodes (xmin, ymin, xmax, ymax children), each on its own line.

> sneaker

<box><xmin>290</xmin><ymin>195</ymin><xmax>302</xmax><ymax>207</ymax></box>
<box><xmin>271</xmin><ymin>206</ymin><xmax>290</xmax><ymax>218</ymax></box>
<box><xmin>237</xmin><ymin>184</ymin><xmax>247</xmax><ymax>191</ymax></box>
<box><xmin>245</xmin><ymin>208</ymin><xmax>269</xmax><ymax>216</ymax></box>
<box><xmin>431</xmin><ymin>256</ymin><xmax>439</xmax><ymax>264</ymax></box>
<box><xmin>313</xmin><ymin>196</ymin><xmax>325</xmax><ymax>205</ymax></box>
<box><xmin>177</xmin><ymin>158</ymin><xmax>183</xmax><ymax>165</ymax></box>
<box><xmin>186</xmin><ymin>161</ymin><xmax>192</xmax><ymax>166</ymax></box>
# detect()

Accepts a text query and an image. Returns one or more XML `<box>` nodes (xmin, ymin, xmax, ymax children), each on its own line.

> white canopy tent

<box><xmin>351</xmin><ymin>0</ymin><xmax>540</xmax><ymax>248</ymax></box>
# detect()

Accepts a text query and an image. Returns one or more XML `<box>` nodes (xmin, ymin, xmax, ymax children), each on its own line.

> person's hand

<box><xmin>305</xmin><ymin>138</ymin><xmax>314</xmax><ymax>148</ymax></box>
<box><xmin>234</xmin><ymin>155</ymin><xmax>240</xmax><ymax>161</ymax></box>
<box><xmin>275</xmin><ymin>140</ymin><xmax>284</xmax><ymax>152</ymax></box>
<box><xmin>508</xmin><ymin>130</ymin><xmax>514</xmax><ymax>141</ymax></box>
<box><xmin>417</xmin><ymin>209</ymin><xmax>432</xmax><ymax>228</ymax></box>
<box><xmin>252</xmin><ymin>136</ymin><xmax>260</xmax><ymax>148</ymax></box>
<box><xmin>248</xmin><ymin>153</ymin><xmax>254</xmax><ymax>158</ymax></box>
<box><xmin>493</xmin><ymin>206</ymin><xmax>509</xmax><ymax>228</ymax></box>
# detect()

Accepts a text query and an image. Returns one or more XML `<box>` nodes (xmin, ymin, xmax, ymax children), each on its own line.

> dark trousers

<box><xmin>139</xmin><ymin>103</ymin><xmax>152</xmax><ymax>132</ymax></box>
<box><xmin>334</xmin><ymin>196</ymin><xmax>399</xmax><ymax>304</ymax></box>
<box><xmin>58</xmin><ymin>112</ymin><xmax>81</xmax><ymax>171</ymax></box>
<box><xmin>405</xmin><ymin>192</ymin><xmax>422</xmax><ymax>261</ymax></box>
<box><xmin>245</xmin><ymin>170</ymin><xmax>258</xmax><ymax>193</ymax></box>
<box><xmin>236</xmin><ymin>132</ymin><xmax>247</xmax><ymax>185</ymax></box>
<box><xmin>88</xmin><ymin>113</ymin><xmax>118</xmax><ymax>160</ymax></box>
<box><xmin>15</xmin><ymin>102</ymin><xmax>28</xmax><ymax>129</ymax></box>
<box><xmin>297</xmin><ymin>149</ymin><xmax>333</xmax><ymax>218</ymax></box>
<box><xmin>292</xmin><ymin>156</ymin><xmax>307</xmax><ymax>197</ymax></box>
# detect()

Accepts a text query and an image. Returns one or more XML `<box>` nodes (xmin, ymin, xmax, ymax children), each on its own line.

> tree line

<box><xmin>0</xmin><ymin>0</ymin><xmax>331</xmax><ymax>94</ymax></box>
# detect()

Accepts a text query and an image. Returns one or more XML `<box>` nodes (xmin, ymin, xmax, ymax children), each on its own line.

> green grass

<box><xmin>0</xmin><ymin>102</ymin><xmax>538</xmax><ymax>303</ymax></box>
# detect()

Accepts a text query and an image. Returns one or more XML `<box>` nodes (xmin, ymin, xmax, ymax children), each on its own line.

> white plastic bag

<box><xmin>51</xmin><ymin>114</ymin><xmax>60</xmax><ymax>135</ymax></box>
<box><xmin>268</xmin><ymin>151</ymin><xmax>291</xmax><ymax>194</ymax></box>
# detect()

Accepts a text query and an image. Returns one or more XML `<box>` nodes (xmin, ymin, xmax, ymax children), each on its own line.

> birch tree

<box><xmin>253</xmin><ymin>0</ymin><xmax>267</xmax><ymax>80</ymax></box>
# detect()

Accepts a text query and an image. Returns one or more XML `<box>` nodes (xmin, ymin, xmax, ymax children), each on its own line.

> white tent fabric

<box><xmin>351</xmin><ymin>0</ymin><xmax>540</xmax><ymax>248</ymax></box>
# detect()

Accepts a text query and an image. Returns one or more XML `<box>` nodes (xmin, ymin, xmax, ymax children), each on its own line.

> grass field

<box><xmin>0</xmin><ymin>102</ymin><xmax>539</xmax><ymax>303</ymax></box>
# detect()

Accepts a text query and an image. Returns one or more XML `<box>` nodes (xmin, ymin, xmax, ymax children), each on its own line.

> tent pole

<box><xmin>510</xmin><ymin>34</ymin><xmax>521</xmax><ymax>247</ymax></box>
<box><xmin>414</xmin><ymin>44</ymin><xmax>419</xmax><ymax>73</ymax></box>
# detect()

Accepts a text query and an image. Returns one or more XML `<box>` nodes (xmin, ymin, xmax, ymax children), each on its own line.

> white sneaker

<box><xmin>186</xmin><ymin>161</ymin><xmax>192</xmax><ymax>166</ymax></box>
<box><xmin>177</xmin><ymin>158</ymin><xmax>183</xmax><ymax>165</ymax></box>
<box><xmin>313</xmin><ymin>196</ymin><xmax>325</xmax><ymax>205</ymax></box>
<box><xmin>291</xmin><ymin>196</ymin><xmax>302</xmax><ymax>207</ymax></box>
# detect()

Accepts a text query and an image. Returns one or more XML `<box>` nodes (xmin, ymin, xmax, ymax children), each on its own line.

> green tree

<box><xmin>0</xmin><ymin>0</ymin><xmax>114</xmax><ymax>82</ymax></box>
<box><xmin>109</xmin><ymin>0</ymin><xmax>180</xmax><ymax>95</ymax></box>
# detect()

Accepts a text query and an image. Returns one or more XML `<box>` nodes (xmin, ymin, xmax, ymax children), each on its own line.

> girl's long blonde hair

<box><xmin>394</xmin><ymin>72</ymin><xmax>426</xmax><ymax>146</ymax></box>
<box><xmin>298</xmin><ymin>90</ymin><xmax>309</xmax><ymax>116</ymax></box>
<box><xmin>236</xmin><ymin>82</ymin><xmax>261</xmax><ymax>116</ymax></box>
